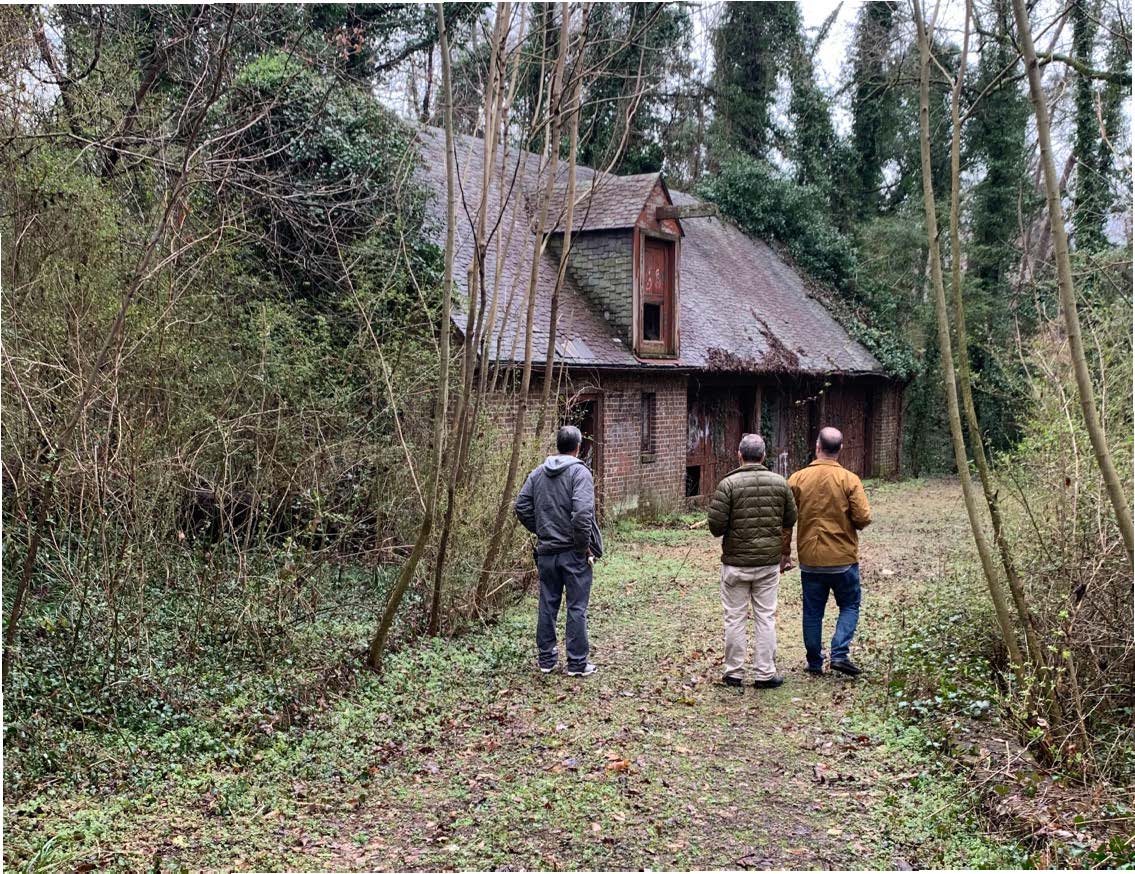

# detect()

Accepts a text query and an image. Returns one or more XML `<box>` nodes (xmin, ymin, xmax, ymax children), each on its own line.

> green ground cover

<box><xmin>5</xmin><ymin>478</ymin><xmax>1030</xmax><ymax>871</ymax></box>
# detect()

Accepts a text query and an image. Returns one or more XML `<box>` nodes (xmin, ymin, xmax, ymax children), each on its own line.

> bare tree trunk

<box><xmin>948</xmin><ymin>0</ymin><xmax>1042</xmax><ymax>667</ymax></box>
<box><xmin>475</xmin><ymin>3</ymin><xmax>572</xmax><ymax>605</ymax></box>
<box><xmin>424</xmin><ymin>4</ymin><xmax>458</xmax><ymax>638</ymax></box>
<box><xmin>914</xmin><ymin>0</ymin><xmax>1024</xmax><ymax>672</ymax></box>
<box><xmin>1011</xmin><ymin>0</ymin><xmax>1135</xmax><ymax>565</ymax></box>
<box><xmin>426</xmin><ymin>5</ymin><xmax>514</xmax><ymax>632</ymax></box>
<box><xmin>366</xmin><ymin>3</ymin><xmax>462</xmax><ymax>669</ymax></box>
<box><xmin>535</xmin><ymin>24</ymin><xmax>586</xmax><ymax>439</ymax></box>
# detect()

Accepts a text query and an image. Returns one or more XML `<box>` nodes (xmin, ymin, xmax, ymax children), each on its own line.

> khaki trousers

<box><xmin>720</xmin><ymin>563</ymin><xmax>780</xmax><ymax>680</ymax></box>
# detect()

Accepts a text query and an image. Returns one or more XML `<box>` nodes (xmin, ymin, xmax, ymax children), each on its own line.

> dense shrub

<box><xmin>2</xmin><ymin>33</ymin><xmax>540</xmax><ymax>805</ymax></box>
<box><xmin>996</xmin><ymin>253</ymin><xmax>1134</xmax><ymax>781</ymax></box>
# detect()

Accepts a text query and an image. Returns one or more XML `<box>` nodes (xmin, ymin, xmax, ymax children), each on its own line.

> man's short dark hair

<box><xmin>818</xmin><ymin>427</ymin><xmax>843</xmax><ymax>455</ymax></box>
<box><xmin>739</xmin><ymin>433</ymin><xmax>766</xmax><ymax>462</ymax></box>
<box><xmin>557</xmin><ymin>425</ymin><xmax>582</xmax><ymax>455</ymax></box>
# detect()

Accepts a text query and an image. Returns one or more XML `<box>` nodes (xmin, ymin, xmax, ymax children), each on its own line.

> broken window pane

<box><xmin>643</xmin><ymin>302</ymin><xmax>662</xmax><ymax>341</ymax></box>
<box><xmin>641</xmin><ymin>392</ymin><xmax>656</xmax><ymax>453</ymax></box>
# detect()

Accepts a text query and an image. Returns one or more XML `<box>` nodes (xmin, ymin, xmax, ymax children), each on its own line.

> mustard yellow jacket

<box><xmin>787</xmin><ymin>459</ymin><xmax>871</xmax><ymax>567</ymax></box>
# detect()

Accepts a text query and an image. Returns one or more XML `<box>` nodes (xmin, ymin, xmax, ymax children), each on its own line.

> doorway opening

<box><xmin>562</xmin><ymin>393</ymin><xmax>603</xmax><ymax>508</ymax></box>
<box><xmin>685</xmin><ymin>466</ymin><xmax>701</xmax><ymax>498</ymax></box>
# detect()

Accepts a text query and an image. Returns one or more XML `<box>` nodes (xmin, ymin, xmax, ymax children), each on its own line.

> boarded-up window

<box><xmin>640</xmin><ymin>235</ymin><xmax>676</xmax><ymax>354</ymax></box>
<box><xmin>641</xmin><ymin>392</ymin><xmax>657</xmax><ymax>454</ymax></box>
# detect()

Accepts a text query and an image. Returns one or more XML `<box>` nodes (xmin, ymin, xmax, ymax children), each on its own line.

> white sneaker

<box><xmin>566</xmin><ymin>663</ymin><xmax>598</xmax><ymax>677</ymax></box>
<box><xmin>539</xmin><ymin>663</ymin><xmax>558</xmax><ymax>674</ymax></box>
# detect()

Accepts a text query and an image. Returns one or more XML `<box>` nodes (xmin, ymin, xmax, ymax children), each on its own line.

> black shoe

<box><xmin>804</xmin><ymin>666</ymin><xmax>824</xmax><ymax>675</ymax></box>
<box><xmin>830</xmin><ymin>659</ymin><xmax>863</xmax><ymax>676</ymax></box>
<box><xmin>722</xmin><ymin>675</ymin><xmax>743</xmax><ymax>687</ymax></box>
<box><xmin>753</xmin><ymin>676</ymin><xmax>784</xmax><ymax>689</ymax></box>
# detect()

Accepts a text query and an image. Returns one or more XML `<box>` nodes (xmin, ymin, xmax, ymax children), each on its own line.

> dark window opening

<box><xmin>641</xmin><ymin>392</ymin><xmax>656</xmax><ymax>454</ymax></box>
<box><xmin>685</xmin><ymin>465</ymin><xmax>701</xmax><ymax>497</ymax></box>
<box><xmin>563</xmin><ymin>399</ymin><xmax>598</xmax><ymax>471</ymax></box>
<box><xmin>643</xmin><ymin>303</ymin><xmax>662</xmax><ymax>341</ymax></box>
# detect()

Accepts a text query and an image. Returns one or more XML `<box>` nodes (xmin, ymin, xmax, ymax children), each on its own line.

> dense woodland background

<box><xmin>1</xmin><ymin>2</ymin><xmax>1132</xmax><ymax>865</ymax></box>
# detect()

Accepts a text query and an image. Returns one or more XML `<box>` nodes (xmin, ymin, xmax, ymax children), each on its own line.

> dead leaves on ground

<box><xmin>812</xmin><ymin>762</ymin><xmax>857</xmax><ymax>785</ymax></box>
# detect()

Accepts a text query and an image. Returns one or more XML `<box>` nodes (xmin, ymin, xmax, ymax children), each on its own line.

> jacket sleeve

<box><xmin>781</xmin><ymin>481</ymin><xmax>797</xmax><ymax>555</ymax></box>
<box><xmin>706</xmin><ymin>477</ymin><xmax>730</xmax><ymax>538</ymax></box>
<box><xmin>570</xmin><ymin>466</ymin><xmax>595</xmax><ymax>554</ymax></box>
<box><xmin>788</xmin><ymin>472</ymin><xmax>802</xmax><ymax>513</ymax></box>
<box><xmin>848</xmin><ymin>476</ymin><xmax>872</xmax><ymax>530</ymax></box>
<box><xmin>515</xmin><ymin>471</ymin><xmax>537</xmax><ymax>533</ymax></box>
<box><xmin>589</xmin><ymin>516</ymin><xmax>604</xmax><ymax>560</ymax></box>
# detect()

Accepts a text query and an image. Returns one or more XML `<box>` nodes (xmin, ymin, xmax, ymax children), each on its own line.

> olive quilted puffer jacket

<box><xmin>706</xmin><ymin>463</ymin><xmax>797</xmax><ymax>567</ymax></box>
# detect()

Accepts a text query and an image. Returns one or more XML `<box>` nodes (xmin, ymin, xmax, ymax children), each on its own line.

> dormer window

<box><xmin>636</xmin><ymin>232</ymin><xmax>678</xmax><ymax>356</ymax></box>
<box><xmin>546</xmin><ymin>171</ymin><xmax>686</xmax><ymax>359</ymax></box>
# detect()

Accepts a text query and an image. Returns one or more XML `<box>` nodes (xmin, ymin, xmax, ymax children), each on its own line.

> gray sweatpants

<box><xmin>536</xmin><ymin>550</ymin><xmax>593</xmax><ymax>671</ymax></box>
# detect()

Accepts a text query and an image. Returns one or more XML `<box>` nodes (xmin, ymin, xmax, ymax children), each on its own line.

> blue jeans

<box><xmin>536</xmin><ymin>550</ymin><xmax>593</xmax><ymax>671</ymax></box>
<box><xmin>801</xmin><ymin>564</ymin><xmax>861</xmax><ymax>669</ymax></box>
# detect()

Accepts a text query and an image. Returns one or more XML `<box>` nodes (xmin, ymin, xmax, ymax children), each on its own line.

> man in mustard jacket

<box><xmin>788</xmin><ymin>427</ymin><xmax>872</xmax><ymax>676</ymax></box>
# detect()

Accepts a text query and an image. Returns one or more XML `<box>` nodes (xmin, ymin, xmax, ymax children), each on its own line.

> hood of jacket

<box><xmin>542</xmin><ymin>454</ymin><xmax>583</xmax><ymax>477</ymax></box>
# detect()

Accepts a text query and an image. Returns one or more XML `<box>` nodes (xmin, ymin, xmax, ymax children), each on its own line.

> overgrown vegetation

<box><xmin>998</xmin><ymin>254</ymin><xmax>1134</xmax><ymax>781</ymax></box>
<box><xmin>697</xmin><ymin>157</ymin><xmax>920</xmax><ymax>380</ymax></box>
<box><xmin>0</xmin><ymin>1</ymin><xmax>548</xmax><ymax>820</ymax></box>
<box><xmin>865</xmin><ymin>273</ymin><xmax>1134</xmax><ymax>865</ymax></box>
<box><xmin>5</xmin><ymin>487</ymin><xmax>1031</xmax><ymax>871</ymax></box>
<box><xmin>2</xmin><ymin>1</ymin><xmax>1132</xmax><ymax>870</ymax></box>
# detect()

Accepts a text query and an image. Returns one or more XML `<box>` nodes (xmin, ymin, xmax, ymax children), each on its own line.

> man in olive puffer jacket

<box><xmin>707</xmin><ymin>433</ymin><xmax>797</xmax><ymax>688</ymax></box>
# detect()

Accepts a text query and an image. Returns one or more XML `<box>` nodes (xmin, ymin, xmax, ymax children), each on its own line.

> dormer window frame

<box><xmin>633</xmin><ymin>225</ymin><xmax>681</xmax><ymax>359</ymax></box>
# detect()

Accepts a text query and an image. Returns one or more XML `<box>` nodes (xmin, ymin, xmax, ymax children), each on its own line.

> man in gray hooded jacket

<box><xmin>515</xmin><ymin>425</ymin><xmax>603</xmax><ymax>677</ymax></box>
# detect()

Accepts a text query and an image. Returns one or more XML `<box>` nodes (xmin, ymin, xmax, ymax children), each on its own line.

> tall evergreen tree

<box><xmin>1092</xmin><ymin>17</ymin><xmax>1133</xmax><ymax>244</ymax></box>
<box><xmin>709</xmin><ymin>2</ymin><xmax>801</xmax><ymax>165</ymax></box>
<box><xmin>788</xmin><ymin>32</ymin><xmax>838</xmax><ymax>194</ymax></box>
<box><xmin>1070</xmin><ymin>0</ymin><xmax>1108</xmax><ymax>250</ymax></box>
<box><xmin>968</xmin><ymin>1</ymin><xmax>1030</xmax><ymax>294</ymax></box>
<box><xmin>841</xmin><ymin>3</ymin><xmax>952</xmax><ymax>215</ymax></box>
<box><xmin>964</xmin><ymin>0</ymin><xmax>1034</xmax><ymax>448</ymax></box>
<box><xmin>575</xmin><ymin>3</ymin><xmax>693</xmax><ymax>174</ymax></box>
<box><xmin>848</xmin><ymin>2</ymin><xmax>900</xmax><ymax>219</ymax></box>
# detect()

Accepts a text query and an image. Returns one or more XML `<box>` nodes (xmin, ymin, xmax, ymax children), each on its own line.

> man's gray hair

<box><xmin>556</xmin><ymin>425</ymin><xmax>582</xmax><ymax>455</ymax></box>
<box><xmin>739</xmin><ymin>433</ymin><xmax>766</xmax><ymax>462</ymax></box>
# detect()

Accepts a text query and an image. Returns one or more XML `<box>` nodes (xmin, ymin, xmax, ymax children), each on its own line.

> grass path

<box><xmin>9</xmin><ymin>478</ymin><xmax>1024</xmax><ymax>871</ymax></box>
<box><xmin>305</xmin><ymin>477</ymin><xmax>1008</xmax><ymax>871</ymax></box>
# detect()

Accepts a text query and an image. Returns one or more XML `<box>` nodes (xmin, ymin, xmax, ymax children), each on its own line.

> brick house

<box><xmin>418</xmin><ymin>129</ymin><xmax>904</xmax><ymax>515</ymax></box>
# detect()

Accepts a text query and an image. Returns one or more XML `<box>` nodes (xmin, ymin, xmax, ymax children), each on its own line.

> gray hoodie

<box><xmin>515</xmin><ymin>455</ymin><xmax>604</xmax><ymax>558</ymax></box>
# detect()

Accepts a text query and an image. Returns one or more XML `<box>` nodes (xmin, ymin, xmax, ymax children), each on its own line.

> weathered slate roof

<box><xmin>546</xmin><ymin>173</ymin><xmax>671</xmax><ymax>233</ymax></box>
<box><xmin>415</xmin><ymin>126</ymin><xmax>885</xmax><ymax>376</ymax></box>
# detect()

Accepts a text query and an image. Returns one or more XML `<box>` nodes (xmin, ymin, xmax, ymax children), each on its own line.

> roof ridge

<box><xmin>415</xmin><ymin>124</ymin><xmax>888</xmax><ymax>377</ymax></box>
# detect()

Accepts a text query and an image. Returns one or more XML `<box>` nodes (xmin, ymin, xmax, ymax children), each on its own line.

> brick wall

<box><xmin>587</xmin><ymin>371</ymin><xmax>687</xmax><ymax>515</ymax></box>
<box><xmin>481</xmin><ymin>368</ymin><xmax>903</xmax><ymax>514</ymax></box>
<box><xmin>549</xmin><ymin>231</ymin><xmax>634</xmax><ymax>344</ymax></box>
<box><xmin>479</xmin><ymin>368</ymin><xmax>688</xmax><ymax>517</ymax></box>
